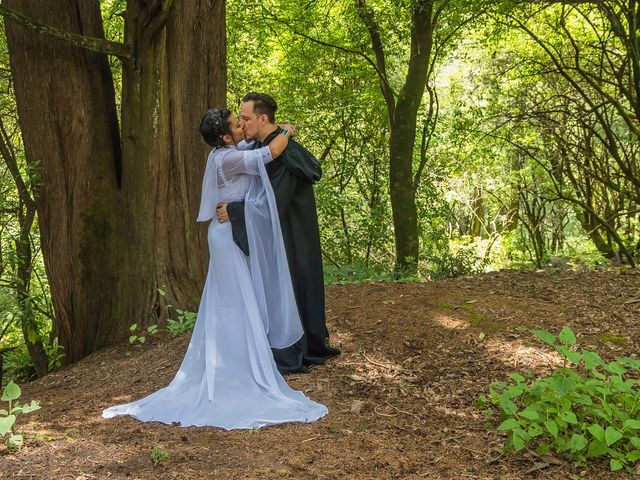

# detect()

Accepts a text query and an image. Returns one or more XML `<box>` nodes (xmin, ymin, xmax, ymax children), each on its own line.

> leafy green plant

<box><xmin>150</xmin><ymin>444</ymin><xmax>169</xmax><ymax>465</ymax></box>
<box><xmin>4</xmin><ymin>345</ymin><xmax>34</xmax><ymax>382</ymax></box>
<box><xmin>166</xmin><ymin>309</ymin><xmax>196</xmax><ymax>336</ymax></box>
<box><xmin>157</xmin><ymin>287</ymin><xmax>196</xmax><ymax>336</ymax></box>
<box><xmin>0</xmin><ymin>381</ymin><xmax>40</xmax><ymax>451</ymax></box>
<box><xmin>128</xmin><ymin>323</ymin><xmax>158</xmax><ymax>345</ymax></box>
<box><xmin>427</xmin><ymin>245</ymin><xmax>487</xmax><ymax>280</ymax></box>
<box><xmin>481</xmin><ymin>327</ymin><xmax>640</xmax><ymax>472</ymax></box>
<box><xmin>44</xmin><ymin>337</ymin><xmax>65</xmax><ymax>371</ymax></box>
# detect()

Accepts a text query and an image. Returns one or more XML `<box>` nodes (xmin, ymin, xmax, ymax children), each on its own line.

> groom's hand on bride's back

<box><xmin>216</xmin><ymin>203</ymin><xmax>229</xmax><ymax>223</ymax></box>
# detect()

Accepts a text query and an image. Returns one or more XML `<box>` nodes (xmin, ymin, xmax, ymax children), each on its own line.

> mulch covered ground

<box><xmin>1</xmin><ymin>268</ymin><xmax>640</xmax><ymax>479</ymax></box>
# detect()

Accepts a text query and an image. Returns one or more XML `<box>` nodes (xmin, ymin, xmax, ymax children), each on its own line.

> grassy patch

<box><xmin>469</xmin><ymin>313</ymin><xmax>486</xmax><ymax>325</ymax></box>
<box><xmin>507</xmin><ymin>301</ymin><xmax>528</xmax><ymax>311</ymax></box>
<box><xmin>433</xmin><ymin>300</ymin><xmax>455</xmax><ymax>310</ymax></box>
<box><xmin>599</xmin><ymin>332</ymin><xmax>627</xmax><ymax>345</ymax></box>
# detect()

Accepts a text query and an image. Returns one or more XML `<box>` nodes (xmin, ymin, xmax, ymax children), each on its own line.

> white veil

<box><xmin>244</xmin><ymin>159</ymin><xmax>303</xmax><ymax>348</ymax></box>
<box><xmin>196</xmin><ymin>149</ymin><xmax>302</xmax><ymax>349</ymax></box>
<box><xmin>197</xmin><ymin>149</ymin><xmax>219</xmax><ymax>222</ymax></box>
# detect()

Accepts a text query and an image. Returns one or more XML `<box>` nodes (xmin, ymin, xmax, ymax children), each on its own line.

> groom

<box><xmin>216</xmin><ymin>93</ymin><xmax>340</xmax><ymax>373</ymax></box>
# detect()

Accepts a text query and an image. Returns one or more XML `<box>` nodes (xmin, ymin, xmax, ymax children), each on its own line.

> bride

<box><xmin>102</xmin><ymin>108</ymin><xmax>327</xmax><ymax>429</ymax></box>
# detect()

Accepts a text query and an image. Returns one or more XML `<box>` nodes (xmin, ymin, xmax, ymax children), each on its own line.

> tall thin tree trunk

<box><xmin>0</xmin><ymin>117</ymin><xmax>47</xmax><ymax>377</ymax></box>
<box><xmin>471</xmin><ymin>187</ymin><xmax>484</xmax><ymax>238</ymax></box>
<box><xmin>388</xmin><ymin>0</ymin><xmax>434</xmax><ymax>274</ymax></box>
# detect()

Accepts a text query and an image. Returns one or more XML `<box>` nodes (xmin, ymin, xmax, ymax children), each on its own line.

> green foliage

<box><xmin>0</xmin><ymin>381</ymin><xmax>40</xmax><ymax>452</ymax></box>
<box><xmin>426</xmin><ymin>243</ymin><xmax>487</xmax><ymax>280</ymax></box>
<box><xmin>128</xmin><ymin>323</ymin><xmax>158</xmax><ymax>345</ymax></box>
<box><xmin>44</xmin><ymin>338</ymin><xmax>64</xmax><ymax>372</ymax></box>
<box><xmin>324</xmin><ymin>262</ymin><xmax>394</xmax><ymax>284</ymax></box>
<box><xmin>150</xmin><ymin>444</ymin><xmax>169</xmax><ymax>465</ymax></box>
<box><xmin>167</xmin><ymin>309</ymin><xmax>197</xmax><ymax>336</ymax></box>
<box><xmin>4</xmin><ymin>345</ymin><xmax>34</xmax><ymax>383</ymax></box>
<box><xmin>157</xmin><ymin>287</ymin><xmax>196</xmax><ymax>336</ymax></box>
<box><xmin>483</xmin><ymin>327</ymin><xmax>640</xmax><ymax>472</ymax></box>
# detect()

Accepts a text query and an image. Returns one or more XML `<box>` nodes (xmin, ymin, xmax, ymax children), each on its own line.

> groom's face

<box><xmin>240</xmin><ymin>100</ymin><xmax>265</xmax><ymax>141</ymax></box>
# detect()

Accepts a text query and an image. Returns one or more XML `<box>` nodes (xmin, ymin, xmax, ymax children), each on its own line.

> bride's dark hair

<box><xmin>200</xmin><ymin>108</ymin><xmax>232</xmax><ymax>148</ymax></box>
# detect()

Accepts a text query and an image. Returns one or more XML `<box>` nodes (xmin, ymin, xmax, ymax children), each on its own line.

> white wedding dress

<box><xmin>102</xmin><ymin>143</ymin><xmax>328</xmax><ymax>429</ymax></box>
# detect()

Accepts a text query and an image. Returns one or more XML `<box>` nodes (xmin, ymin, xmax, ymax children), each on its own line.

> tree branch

<box><xmin>0</xmin><ymin>117</ymin><xmax>35</xmax><ymax>212</ymax></box>
<box><xmin>355</xmin><ymin>0</ymin><xmax>396</xmax><ymax>121</ymax></box>
<box><xmin>0</xmin><ymin>4</ymin><xmax>131</xmax><ymax>61</ymax></box>
<box><xmin>262</xmin><ymin>6</ymin><xmax>397</xmax><ymax>100</ymax></box>
<box><xmin>143</xmin><ymin>0</ymin><xmax>176</xmax><ymax>41</ymax></box>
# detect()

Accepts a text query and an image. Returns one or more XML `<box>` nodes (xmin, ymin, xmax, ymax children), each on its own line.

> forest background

<box><xmin>0</xmin><ymin>0</ymin><xmax>637</xmax><ymax>384</ymax></box>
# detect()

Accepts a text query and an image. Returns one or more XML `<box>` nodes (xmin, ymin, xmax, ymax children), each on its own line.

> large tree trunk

<box><xmin>119</xmin><ymin>1</ymin><xmax>226</xmax><ymax>325</ymax></box>
<box><xmin>5</xmin><ymin>0</ymin><xmax>125</xmax><ymax>364</ymax></box>
<box><xmin>4</xmin><ymin>0</ymin><xmax>226</xmax><ymax>365</ymax></box>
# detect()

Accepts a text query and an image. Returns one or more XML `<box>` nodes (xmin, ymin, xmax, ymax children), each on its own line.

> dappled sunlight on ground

<box><xmin>483</xmin><ymin>337</ymin><xmax>563</xmax><ymax>372</ymax></box>
<box><xmin>430</xmin><ymin>312</ymin><xmax>470</xmax><ymax>331</ymax></box>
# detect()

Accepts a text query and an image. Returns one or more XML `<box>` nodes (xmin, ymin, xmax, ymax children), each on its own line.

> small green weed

<box><xmin>150</xmin><ymin>444</ymin><xmax>169</xmax><ymax>465</ymax></box>
<box><xmin>598</xmin><ymin>332</ymin><xmax>627</xmax><ymax>346</ymax></box>
<box><xmin>167</xmin><ymin>309</ymin><xmax>197</xmax><ymax>336</ymax></box>
<box><xmin>158</xmin><ymin>288</ymin><xmax>197</xmax><ymax>336</ymax></box>
<box><xmin>129</xmin><ymin>323</ymin><xmax>159</xmax><ymax>345</ymax></box>
<box><xmin>0</xmin><ymin>381</ymin><xmax>40</xmax><ymax>451</ymax></box>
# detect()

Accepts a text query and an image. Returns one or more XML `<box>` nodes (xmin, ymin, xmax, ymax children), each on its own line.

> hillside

<box><xmin>2</xmin><ymin>269</ymin><xmax>639</xmax><ymax>479</ymax></box>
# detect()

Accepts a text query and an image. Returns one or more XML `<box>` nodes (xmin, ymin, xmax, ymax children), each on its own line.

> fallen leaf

<box><xmin>350</xmin><ymin>400</ymin><xmax>365</xmax><ymax>414</ymax></box>
<box><xmin>351</xmin><ymin>400</ymin><xmax>364</xmax><ymax>415</ymax></box>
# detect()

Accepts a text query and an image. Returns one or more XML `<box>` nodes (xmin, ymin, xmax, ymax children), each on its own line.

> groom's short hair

<box><xmin>243</xmin><ymin>92</ymin><xmax>277</xmax><ymax>123</ymax></box>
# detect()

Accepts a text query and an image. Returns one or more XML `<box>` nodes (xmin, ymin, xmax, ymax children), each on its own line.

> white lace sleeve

<box><xmin>219</xmin><ymin>146</ymin><xmax>272</xmax><ymax>177</ymax></box>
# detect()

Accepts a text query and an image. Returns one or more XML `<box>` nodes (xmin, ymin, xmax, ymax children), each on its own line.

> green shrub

<box><xmin>0</xmin><ymin>381</ymin><xmax>40</xmax><ymax>452</ymax></box>
<box><xmin>157</xmin><ymin>287</ymin><xmax>196</xmax><ymax>336</ymax></box>
<box><xmin>3</xmin><ymin>345</ymin><xmax>34</xmax><ymax>383</ymax></box>
<box><xmin>427</xmin><ymin>245</ymin><xmax>487</xmax><ymax>279</ymax></box>
<box><xmin>482</xmin><ymin>327</ymin><xmax>640</xmax><ymax>472</ymax></box>
<box><xmin>167</xmin><ymin>309</ymin><xmax>196</xmax><ymax>336</ymax></box>
<box><xmin>324</xmin><ymin>262</ymin><xmax>394</xmax><ymax>284</ymax></box>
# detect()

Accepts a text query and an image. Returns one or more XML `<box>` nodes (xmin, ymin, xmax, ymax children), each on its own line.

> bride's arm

<box><xmin>220</xmin><ymin>131</ymin><xmax>292</xmax><ymax>177</ymax></box>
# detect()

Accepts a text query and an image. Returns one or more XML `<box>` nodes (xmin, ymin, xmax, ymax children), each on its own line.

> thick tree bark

<box><xmin>5</xmin><ymin>0</ymin><xmax>125</xmax><ymax>364</ymax></box>
<box><xmin>120</xmin><ymin>0</ymin><xmax>226</xmax><ymax>326</ymax></box>
<box><xmin>4</xmin><ymin>0</ymin><xmax>226</xmax><ymax>365</ymax></box>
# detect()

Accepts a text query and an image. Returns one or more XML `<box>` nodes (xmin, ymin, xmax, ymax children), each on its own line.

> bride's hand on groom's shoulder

<box><xmin>278</xmin><ymin>122</ymin><xmax>296</xmax><ymax>137</ymax></box>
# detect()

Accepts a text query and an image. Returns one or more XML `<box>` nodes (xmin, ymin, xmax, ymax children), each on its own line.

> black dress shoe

<box><xmin>303</xmin><ymin>355</ymin><xmax>327</xmax><ymax>367</ymax></box>
<box><xmin>279</xmin><ymin>365</ymin><xmax>311</xmax><ymax>375</ymax></box>
<box><xmin>312</xmin><ymin>345</ymin><xmax>341</xmax><ymax>356</ymax></box>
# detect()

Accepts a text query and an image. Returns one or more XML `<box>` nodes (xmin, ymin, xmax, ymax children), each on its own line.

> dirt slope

<box><xmin>2</xmin><ymin>269</ymin><xmax>639</xmax><ymax>479</ymax></box>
